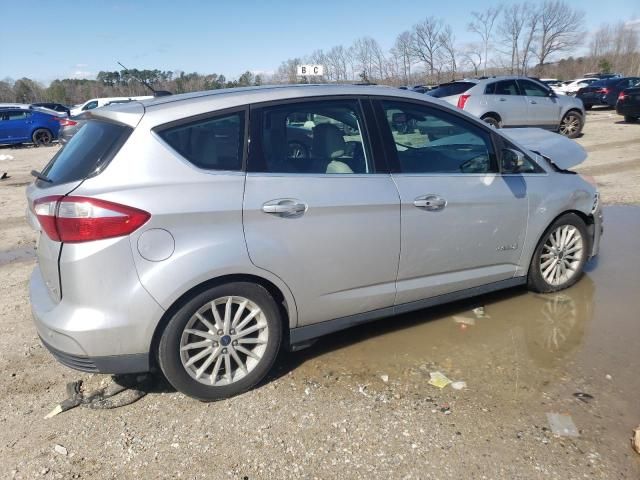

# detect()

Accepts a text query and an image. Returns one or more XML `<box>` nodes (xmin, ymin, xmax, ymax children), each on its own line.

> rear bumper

<box><xmin>616</xmin><ymin>103</ymin><xmax>640</xmax><ymax>117</ymax></box>
<box><xmin>39</xmin><ymin>336</ymin><xmax>148</xmax><ymax>373</ymax></box>
<box><xmin>29</xmin><ymin>264</ymin><xmax>162</xmax><ymax>374</ymax></box>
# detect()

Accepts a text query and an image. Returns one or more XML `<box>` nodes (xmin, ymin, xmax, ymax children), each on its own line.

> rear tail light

<box><xmin>32</xmin><ymin>196</ymin><xmax>150</xmax><ymax>243</ymax></box>
<box><xmin>56</xmin><ymin>118</ymin><xmax>78</xmax><ymax>127</ymax></box>
<box><xmin>457</xmin><ymin>94</ymin><xmax>470</xmax><ymax>109</ymax></box>
<box><xmin>618</xmin><ymin>91</ymin><xmax>627</xmax><ymax>100</ymax></box>
<box><xmin>596</xmin><ymin>88</ymin><xmax>610</xmax><ymax>95</ymax></box>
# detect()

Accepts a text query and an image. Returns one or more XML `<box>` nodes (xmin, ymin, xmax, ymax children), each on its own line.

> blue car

<box><xmin>0</xmin><ymin>107</ymin><xmax>61</xmax><ymax>145</ymax></box>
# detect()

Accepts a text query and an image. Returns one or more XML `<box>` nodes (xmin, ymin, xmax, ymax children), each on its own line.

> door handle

<box><xmin>262</xmin><ymin>199</ymin><xmax>307</xmax><ymax>217</ymax></box>
<box><xmin>530</xmin><ymin>100</ymin><xmax>537</xmax><ymax>104</ymax></box>
<box><xmin>499</xmin><ymin>98</ymin><xmax>507</xmax><ymax>101</ymax></box>
<box><xmin>414</xmin><ymin>195</ymin><xmax>446</xmax><ymax>211</ymax></box>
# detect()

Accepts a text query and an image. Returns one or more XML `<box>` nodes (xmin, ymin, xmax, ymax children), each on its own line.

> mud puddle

<box><xmin>286</xmin><ymin>206</ymin><xmax>640</xmax><ymax>441</ymax></box>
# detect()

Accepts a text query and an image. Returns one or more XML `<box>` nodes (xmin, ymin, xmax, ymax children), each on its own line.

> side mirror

<box><xmin>548</xmin><ymin>90</ymin><xmax>557</xmax><ymax>98</ymax></box>
<box><xmin>502</xmin><ymin>148</ymin><xmax>525</xmax><ymax>173</ymax></box>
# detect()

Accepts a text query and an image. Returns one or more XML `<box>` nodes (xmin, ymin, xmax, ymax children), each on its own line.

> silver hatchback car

<box><xmin>27</xmin><ymin>85</ymin><xmax>602</xmax><ymax>400</ymax></box>
<box><xmin>428</xmin><ymin>76</ymin><xmax>586</xmax><ymax>138</ymax></box>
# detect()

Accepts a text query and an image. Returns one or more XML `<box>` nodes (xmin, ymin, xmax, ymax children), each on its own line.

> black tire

<box><xmin>32</xmin><ymin>128</ymin><xmax>53</xmax><ymax>146</ymax></box>
<box><xmin>584</xmin><ymin>104</ymin><xmax>592</xmax><ymax>111</ymax></box>
<box><xmin>624</xmin><ymin>115</ymin><xmax>638</xmax><ymax>123</ymax></box>
<box><xmin>481</xmin><ymin>114</ymin><xmax>501</xmax><ymax>128</ymax></box>
<box><xmin>158</xmin><ymin>282</ymin><xmax>282</xmax><ymax>401</ymax></box>
<box><xmin>527</xmin><ymin>213</ymin><xmax>589</xmax><ymax>293</ymax></box>
<box><xmin>558</xmin><ymin>111</ymin><xmax>584</xmax><ymax>138</ymax></box>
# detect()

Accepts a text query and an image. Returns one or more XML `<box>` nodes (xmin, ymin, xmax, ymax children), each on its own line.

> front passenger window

<box><xmin>381</xmin><ymin>101</ymin><xmax>496</xmax><ymax>174</ymax></box>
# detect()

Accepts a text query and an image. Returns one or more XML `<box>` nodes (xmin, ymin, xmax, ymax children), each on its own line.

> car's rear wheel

<box><xmin>624</xmin><ymin>115</ymin><xmax>638</xmax><ymax>123</ymax></box>
<box><xmin>481</xmin><ymin>114</ymin><xmax>501</xmax><ymax>128</ymax></box>
<box><xmin>559</xmin><ymin>111</ymin><xmax>583</xmax><ymax>138</ymax></box>
<box><xmin>32</xmin><ymin>128</ymin><xmax>53</xmax><ymax>146</ymax></box>
<box><xmin>527</xmin><ymin>213</ymin><xmax>589</xmax><ymax>293</ymax></box>
<box><xmin>584</xmin><ymin>104</ymin><xmax>592</xmax><ymax>110</ymax></box>
<box><xmin>158</xmin><ymin>282</ymin><xmax>282</xmax><ymax>401</ymax></box>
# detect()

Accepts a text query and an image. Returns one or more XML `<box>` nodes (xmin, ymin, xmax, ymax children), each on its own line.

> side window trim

<box><xmin>371</xmin><ymin>97</ymin><xmax>499</xmax><ymax>175</ymax></box>
<box><xmin>154</xmin><ymin>105</ymin><xmax>249</xmax><ymax>172</ymax></box>
<box><xmin>247</xmin><ymin>96</ymin><xmax>379</xmax><ymax>175</ymax></box>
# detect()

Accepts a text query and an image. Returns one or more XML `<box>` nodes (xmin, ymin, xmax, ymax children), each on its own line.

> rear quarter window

<box><xmin>158</xmin><ymin>111</ymin><xmax>245</xmax><ymax>171</ymax></box>
<box><xmin>40</xmin><ymin>120</ymin><xmax>132</xmax><ymax>186</ymax></box>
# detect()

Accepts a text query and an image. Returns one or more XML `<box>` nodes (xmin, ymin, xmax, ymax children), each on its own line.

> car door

<box><xmin>484</xmin><ymin>80</ymin><xmax>529</xmax><ymax>126</ymax></box>
<box><xmin>243</xmin><ymin>98</ymin><xmax>400</xmax><ymax>327</ymax></box>
<box><xmin>374</xmin><ymin>99</ymin><xmax>528</xmax><ymax>306</ymax></box>
<box><xmin>517</xmin><ymin>79</ymin><xmax>561</xmax><ymax>128</ymax></box>
<box><xmin>3</xmin><ymin>110</ymin><xmax>31</xmax><ymax>141</ymax></box>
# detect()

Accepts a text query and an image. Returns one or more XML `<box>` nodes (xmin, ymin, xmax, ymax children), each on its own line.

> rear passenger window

<box><xmin>254</xmin><ymin>100</ymin><xmax>371</xmax><ymax>174</ymax></box>
<box><xmin>159</xmin><ymin>112</ymin><xmax>245</xmax><ymax>171</ymax></box>
<box><xmin>489</xmin><ymin>80</ymin><xmax>520</xmax><ymax>95</ymax></box>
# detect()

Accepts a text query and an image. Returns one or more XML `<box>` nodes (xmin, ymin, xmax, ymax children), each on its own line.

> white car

<box><xmin>552</xmin><ymin>78</ymin><xmax>600</xmax><ymax>96</ymax></box>
<box><xmin>70</xmin><ymin>96</ymin><xmax>153</xmax><ymax>116</ymax></box>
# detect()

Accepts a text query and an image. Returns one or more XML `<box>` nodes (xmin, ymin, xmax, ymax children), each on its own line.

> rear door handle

<box><xmin>530</xmin><ymin>100</ymin><xmax>537</xmax><ymax>104</ymax></box>
<box><xmin>499</xmin><ymin>98</ymin><xmax>507</xmax><ymax>102</ymax></box>
<box><xmin>262</xmin><ymin>199</ymin><xmax>307</xmax><ymax>217</ymax></box>
<box><xmin>414</xmin><ymin>195</ymin><xmax>446</xmax><ymax>211</ymax></box>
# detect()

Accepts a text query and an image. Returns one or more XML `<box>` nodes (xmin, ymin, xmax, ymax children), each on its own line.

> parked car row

<box><xmin>576</xmin><ymin>76</ymin><xmax>640</xmax><ymax>109</ymax></box>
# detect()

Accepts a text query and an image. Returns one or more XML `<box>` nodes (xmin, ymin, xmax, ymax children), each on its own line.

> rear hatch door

<box><xmin>26</xmin><ymin>106</ymin><xmax>141</xmax><ymax>302</ymax></box>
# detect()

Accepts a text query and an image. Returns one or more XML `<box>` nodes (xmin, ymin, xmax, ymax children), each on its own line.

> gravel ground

<box><xmin>1</xmin><ymin>109</ymin><xmax>639</xmax><ymax>479</ymax></box>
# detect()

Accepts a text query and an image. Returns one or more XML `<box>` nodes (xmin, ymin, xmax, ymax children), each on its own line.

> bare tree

<box><xmin>535</xmin><ymin>0</ymin><xmax>585</xmax><ymax>73</ymax></box>
<box><xmin>461</xmin><ymin>45</ymin><xmax>483</xmax><ymax>77</ymax></box>
<box><xmin>438</xmin><ymin>25</ymin><xmax>457</xmax><ymax>80</ymax></box>
<box><xmin>351</xmin><ymin>37</ymin><xmax>382</xmax><ymax>81</ymax></box>
<box><xmin>499</xmin><ymin>3</ymin><xmax>528</xmax><ymax>74</ymax></box>
<box><xmin>520</xmin><ymin>8</ymin><xmax>541</xmax><ymax>75</ymax></box>
<box><xmin>468</xmin><ymin>6</ymin><xmax>502</xmax><ymax>76</ymax></box>
<box><xmin>326</xmin><ymin>45</ymin><xmax>349</xmax><ymax>82</ymax></box>
<box><xmin>412</xmin><ymin>17</ymin><xmax>443</xmax><ymax>81</ymax></box>
<box><xmin>393</xmin><ymin>31</ymin><xmax>415</xmax><ymax>85</ymax></box>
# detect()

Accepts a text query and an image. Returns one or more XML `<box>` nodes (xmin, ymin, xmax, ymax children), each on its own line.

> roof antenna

<box><xmin>117</xmin><ymin>62</ymin><xmax>172</xmax><ymax>97</ymax></box>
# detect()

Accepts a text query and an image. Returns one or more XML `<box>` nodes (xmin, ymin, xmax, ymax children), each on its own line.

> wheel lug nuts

<box><xmin>217</xmin><ymin>330</ymin><xmax>223</xmax><ymax>335</ymax></box>
<box><xmin>222</xmin><ymin>348</ymin><xmax>227</xmax><ymax>354</ymax></box>
<box><xmin>232</xmin><ymin>340</ymin><xmax>238</xmax><ymax>346</ymax></box>
<box><xmin>212</xmin><ymin>341</ymin><xmax>218</xmax><ymax>347</ymax></box>
<box><xmin>230</xmin><ymin>329</ymin><xmax>236</xmax><ymax>335</ymax></box>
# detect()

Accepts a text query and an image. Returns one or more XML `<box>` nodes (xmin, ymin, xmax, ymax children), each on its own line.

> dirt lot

<box><xmin>1</xmin><ymin>110</ymin><xmax>639</xmax><ymax>479</ymax></box>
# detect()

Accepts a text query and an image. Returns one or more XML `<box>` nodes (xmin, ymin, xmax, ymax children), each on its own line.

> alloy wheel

<box><xmin>559</xmin><ymin>114</ymin><xmax>580</xmax><ymax>136</ymax></box>
<box><xmin>179</xmin><ymin>296</ymin><xmax>269</xmax><ymax>386</ymax></box>
<box><xmin>540</xmin><ymin>225</ymin><xmax>584</xmax><ymax>287</ymax></box>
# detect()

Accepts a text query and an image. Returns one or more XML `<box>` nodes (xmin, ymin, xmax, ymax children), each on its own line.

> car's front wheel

<box><xmin>624</xmin><ymin>115</ymin><xmax>638</xmax><ymax>123</ymax></box>
<box><xmin>527</xmin><ymin>213</ymin><xmax>589</xmax><ymax>293</ymax></box>
<box><xmin>158</xmin><ymin>282</ymin><xmax>282</xmax><ymax>401</ymax></box>
<box><xmin>559</xmin><ymin>111</ymin><xmax>583</xmax><ymax>138</ymax></box>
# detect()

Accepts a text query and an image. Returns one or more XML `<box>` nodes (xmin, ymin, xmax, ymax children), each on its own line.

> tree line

<box><xmin>1</xmin><ymin>0</ymin><xmax>638</xmax><ymax>105</ymax></box>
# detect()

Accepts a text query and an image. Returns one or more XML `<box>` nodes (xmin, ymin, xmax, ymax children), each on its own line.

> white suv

<box><xmin>428</xmin><ymin>76</ymin><xmax>586</xmax><ymax>138</ymax></box>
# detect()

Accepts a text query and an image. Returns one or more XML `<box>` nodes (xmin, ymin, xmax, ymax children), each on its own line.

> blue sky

<box><xmin>1</xmin><ymin>0</ymin><xmax>638</xmax><ymax>84</ymax></box>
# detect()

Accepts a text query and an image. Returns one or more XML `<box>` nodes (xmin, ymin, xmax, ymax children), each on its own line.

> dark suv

<box><xmin>576</xmin><ymin>77</ymin><xmax>640</xmax><ymax>109</ymax></box>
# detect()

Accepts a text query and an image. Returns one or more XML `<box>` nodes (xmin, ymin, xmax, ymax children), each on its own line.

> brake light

<box><xmin>32</xmin><ymin>196</ymin><xmax>150</xmax><ymax>243</ymax></box>
<box><xmin>596</xmin><ymin>88</ymin><xmax>610</xmax><ymax>95</ymax></box>
<box><xmin>618</xmin><ymin>91</ymin><xmax>627</xmax><ymax>100</ymax></box>
<box><xmin>457</xmin><ymin>94</ymin><xmax>470</xmax><ymax>109</ymax></box>
<box><xmin>56</xmin><ymin>118</ymin><xmax>78</xmax><ymax>127</ymax></box>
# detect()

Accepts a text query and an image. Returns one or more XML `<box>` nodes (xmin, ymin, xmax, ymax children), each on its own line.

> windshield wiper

<box><xmin>30</xmin><ymin>169</ymin><xmax>52</xmax><ymax>183</ymax></box>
